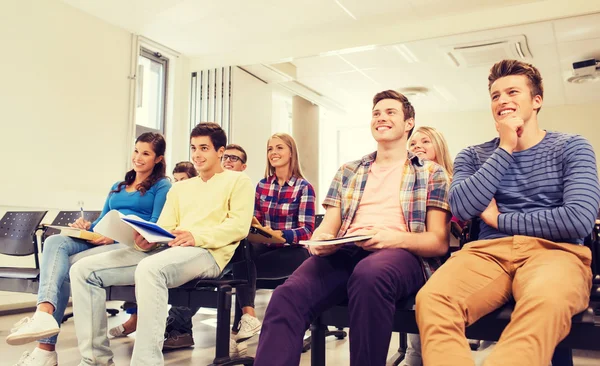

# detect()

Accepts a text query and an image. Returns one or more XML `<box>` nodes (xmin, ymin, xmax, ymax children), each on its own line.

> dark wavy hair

<box><xmin>190</xmin><ymin>122</ymin><xmax>227</xmax><ymax>151</ymax></box>
<box><xmin>173</xmin><ymin>161</ymin><xmax>198</xmax><ymax>178</ymax></box>
<box><xmin>372</xmin><ymin>90</ymin><xmax>416</xmax><ymax>138</ymax></box>
<box><xmin>112</xmin><ymin>132</ymin><xmax>167</xmax><ymax>196</ymax></box>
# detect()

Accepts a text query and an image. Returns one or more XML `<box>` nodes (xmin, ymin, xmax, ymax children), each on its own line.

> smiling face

<box><xmin>490</xmin><ymin>74</ymin><xmax>542</xmax><ymax>126</ymax></box>
<box><xmin>267</xmin><ymin>137</ymin><xmax>292</xmax><ymax>170</ymax></box>
<box><xmin>221</xmin><ymin>148</ymin><xmax>247</xmax><ymax>172</ymax></box>
<box><xmin>190</xmin><ymin>136</ymin><xmax>224</xmax><ymax>174</ymax></box>
<box><xmin>371</xmin><ymin>98</ymin><xmax>414</xmax><ymax>143</ymax></box>
<box><xmin>131</xmin><ymin>141</ymin><xmax>161</xmax><ymax>176</ymax></box>
<box><xmin>409</xmin><ymin>131</ymin><xmax>436</xmax><ymax>162</ymax></box>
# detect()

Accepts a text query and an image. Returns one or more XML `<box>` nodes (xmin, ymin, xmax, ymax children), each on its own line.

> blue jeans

<box><xmin>37</xmin><ymin>235</ymin><xmax>122</xmax><ymax>345</ymax></box>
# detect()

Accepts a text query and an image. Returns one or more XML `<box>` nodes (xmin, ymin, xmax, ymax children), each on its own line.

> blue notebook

<box><xmin>122</xmin><ymin>217</ymin><xmax>175</xmax><ymax>239</ymax></box>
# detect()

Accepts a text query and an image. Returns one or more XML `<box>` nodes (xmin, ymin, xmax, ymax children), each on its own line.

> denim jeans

<box><xmin>400</xmin><ymin>334</ymin><xmax>423</xmax><ymax>366</ymax></box>
<box><xmin>36</xmin><ymin>235</ymin><xmax>122</xmax><ymax>345</ymax></box>
<box><xmin>166</xmin><ymin>306</ymin><xmax>200</xmax><ymax>334</ymax></box>
<box><xmin>70</xmin><ymin>246</ymin><xmax>221</xmax><ymax>366</ymax></box>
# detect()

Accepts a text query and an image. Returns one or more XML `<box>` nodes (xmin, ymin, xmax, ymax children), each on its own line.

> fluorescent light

<box><xmin>334</xmin><ymin>0</ymin><xmax>357</xmax><ymax>20</ymax></box>
<box><xmin>393</xmin><ymin>44</ymin><xmax>419</xmax><ymax>63</ymax></box>
<box><xmin>319</xmin><ymin>44</ymin><xmax>377</xmax><ymax>58</ymax></box>
<box><xmin>433</xmin><ymin>85</ymin><xmax>456</xmax><ymax>102</ymax></box>
<box><xmin>337</xmin><ymin>55</ymin><xmax>379</xmax><ymax>85</ymax></box>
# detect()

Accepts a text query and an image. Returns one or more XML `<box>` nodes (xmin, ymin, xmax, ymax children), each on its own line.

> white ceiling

<box><xmin>61</xmin><ymin>0</ymin><xmax>600</xmax><ymax>114</ymax></box>
<box><xmin>289</xmin><ymin>13</ymin><xmax>600</xmax><ymax>113</ymax></box>
<box><xmin>62</xmin><ymin>0</ymin><xmax>542</xmax><ymax>58</ymax></box>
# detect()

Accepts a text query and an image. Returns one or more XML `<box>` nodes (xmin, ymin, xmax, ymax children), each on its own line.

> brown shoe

<box><xmin>163</xmin><ymin>330</ymin><xmax>194</xmax><ymax>350</ymax></box>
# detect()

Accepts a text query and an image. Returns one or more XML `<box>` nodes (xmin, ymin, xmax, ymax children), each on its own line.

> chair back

<box><xmin>42</xmin><ymin>210</ymin><xmax>101</xmax><ymax>242</ymax></box>
<box><xmin>459</xmin><ymin>219</ymin><xmax>480</xmax><ymax>248</ymax></box>
<box><xmin>0</xmin><ymin>211</ymin><xmax>47</xmax><ymax>256</ymax></box>
<box><xmin>315</xmin><ymin>214</ymin><xmax>324</xmax><ymax>229</ymax></box>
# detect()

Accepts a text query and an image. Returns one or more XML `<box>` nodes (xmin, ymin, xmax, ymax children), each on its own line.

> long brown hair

<box><xmin>264</xmin><ymin>133</ymin><xmax>305</xmax><ymax>179</ymax></box>
<box><xmin>112</xmin><ymin>132</ymin><xmax>167</xmax><ymax>195</ymax></box>
<box><xmin>409</xmin><ymin>126</ymin><xmax>454</xmax><ymax>178</ymax></box>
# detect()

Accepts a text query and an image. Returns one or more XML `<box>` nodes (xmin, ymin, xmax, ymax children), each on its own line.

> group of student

<box><xmin>5</xmin><ymin>58</ymin><xmax>600</xmax><ymax>366</ymax></box>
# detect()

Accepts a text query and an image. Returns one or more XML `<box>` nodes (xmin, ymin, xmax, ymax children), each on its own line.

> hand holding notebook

<box><xmin>248</xmin><ymin>217</ymin><xmax>286</xmax><ymax>244</ymax></box>
<box><xmin>93</xmin><ymin>210</ymin><xmax>175</xmax><ymax>247</ymax></box>
<box><xmin>299</xmin><ymin>235</ymin><xmax>373</xmax><ymax>246</ymax></box>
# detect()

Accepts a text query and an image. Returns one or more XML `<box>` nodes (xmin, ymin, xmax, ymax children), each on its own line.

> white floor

<box><xmin>1</xmin><ymin>290</ymin><xmax>599</xmax><ymax>365</ymax></box>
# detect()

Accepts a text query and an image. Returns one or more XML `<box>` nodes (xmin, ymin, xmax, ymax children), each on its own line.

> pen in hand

<box><xmin>78</xmin><ymin>200</ymin><xmax>85</xmax><ymax>221</ymax></box>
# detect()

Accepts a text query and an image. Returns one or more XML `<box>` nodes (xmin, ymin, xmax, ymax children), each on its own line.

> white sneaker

<box><xmin>235</xmin><ymin>314</ymin><xmax>261</xmax><ymax>340</ymax></box>
<box><xmin>13</xmin><ymin>348</ymin><xmax>58</xmax><ymax>366</ymax></box>
<box><xmin>229</xmin><ymin>337</ymin><xmax>247</xmax><ymax>358</ymax></box>
<box><xmin>6</xmin><ymin>312</ymin><xmax>60</xmax><ymax>346</ymax></box>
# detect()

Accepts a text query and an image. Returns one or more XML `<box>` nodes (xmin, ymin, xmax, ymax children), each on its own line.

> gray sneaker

<box><xmin>235</xmin><ymin>314</ymin><xmax>261</xmax><ymax>340</ymax></box>
<box><xmin>230</xmin><ymin>337</ymin><xmax>248</xmax><ymax>358</ymax></box>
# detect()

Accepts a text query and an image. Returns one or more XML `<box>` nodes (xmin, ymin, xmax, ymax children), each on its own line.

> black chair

<box><xmin>230</xmin><ymin>213</ymin><xmax>347</xmax><ymax>352</ymax></box>
<box><xmin>40</xmin><ymin>210</ymin><xmax>120</xmax><ymax>322</ymax></box>
<box><xmin>105</xmin><ymin>239</ymin><xmax>255</xmax><ymax>366</ymax></box>
<box><xmin>310</xmin><ymin>220</ymin><xmax>600</xmax><ymax>366</ymax></box>
<box><xmin>0</xmin><ymin>211</ymin><xmax>48</xmax><ymax>293</ymax></box>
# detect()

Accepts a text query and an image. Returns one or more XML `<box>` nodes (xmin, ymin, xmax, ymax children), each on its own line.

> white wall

<box><xmin>0</xmin><ymin>0</ymin><xmax>132</xmax><ymax>211</ymax></box>
<box><xmin>230</xmin><ymin>67</ymin><xmax>273</xmax><ymax>184</ymax></box>
<box><xmin>417</xmin><ymin>103</ymin><xmax>600</xmax><ymax>169</ymax></box>
<box><xmin>0</xmin><ymin>1</ymin><xmax>192</xmax><ymax>308</ymax></box>
<box><xmin>332</xmin><ymin>103</ymin><xmax>600</xmax><ymax>172</ymax></box>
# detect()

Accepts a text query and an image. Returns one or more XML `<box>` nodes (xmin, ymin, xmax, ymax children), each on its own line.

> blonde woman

<box><xmin>231</xmin><ymin>133</ymin><xmax>316</xmax><ymax>348</ymax></box>
<box><xmin>403</xmin><ymin>126</ymin><xmax>464</xmax><ymax>366</ymax></box>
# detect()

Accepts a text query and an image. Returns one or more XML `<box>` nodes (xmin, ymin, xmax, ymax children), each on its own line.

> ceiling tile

<box><xmin>553</xmin><ymin>13</ymin><xmax>600</xmax><ymax>43</ymax></box>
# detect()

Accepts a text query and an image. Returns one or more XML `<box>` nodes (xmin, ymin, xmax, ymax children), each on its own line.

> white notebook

<box><xmin>299</xmin><ymin>235</ymin><xmax>373</xmax><ymax>246</ymax></box>
<box><xmin>93</xmin><ymin>210</ymin><xmax>175</xmax><ymax>246</ymax></box>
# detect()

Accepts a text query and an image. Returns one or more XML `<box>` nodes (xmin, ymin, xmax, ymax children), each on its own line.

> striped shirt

<box><xmin>255</xmin><ymin>175</ymin><xmax>316</xmax><ymax>244</ymax></box>
<box><xmin>323</xmin><ymin>151</ymin><xmax>451</xmax><ymax>278</ymax></box>
<box><xmin>450</xmin><ymin>131</ymin><xmax>600</xmax><ymax>244</ymax></box>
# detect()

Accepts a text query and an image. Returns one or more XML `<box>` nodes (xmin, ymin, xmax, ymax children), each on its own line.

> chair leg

<box><xmin>385</xmin><ymin>332</ymin><xmax>407</xmax><ymax>366</ymax></box>
<box><xmin>551</xmin><ymin>348</ymin><xmax>574</xmax><ymax>366</ymax></box>
<box><xmin>302</xmin><ymin>326</ymin><xmax>347</xmax><ymax>352</ymax></box>
<box><xmin>61</xmin><ymin>312</ymin><xmax>73</xmax><ymax>323</ymax></box>
<box><xmin>310</xmin><ymin>318</ymin><xmax>326</xmax><ymax>366</ymax></box>
<box><xmin>209</xmin><ymin>284</ymin><xmax>254</xmax><ymax>366</ymax></box>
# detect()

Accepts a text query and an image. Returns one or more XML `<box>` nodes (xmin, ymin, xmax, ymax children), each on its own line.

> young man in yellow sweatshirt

<box><xmin>69</xmin><ymin>123</ymin><xmax>254</xmax><ymax>366</ymax></box>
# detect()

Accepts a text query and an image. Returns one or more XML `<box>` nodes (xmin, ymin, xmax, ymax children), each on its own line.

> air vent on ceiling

<box><xmin>443</xmin><ymin>35</ymin><xmax>532</xmax><ymax>68</ymax></box>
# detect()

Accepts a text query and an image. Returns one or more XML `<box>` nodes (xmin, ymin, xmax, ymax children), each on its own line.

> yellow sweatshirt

<box><xmin>157</xmin><ymin>169</ymin><xmax>254</xmax><ymax>270</ymax></box>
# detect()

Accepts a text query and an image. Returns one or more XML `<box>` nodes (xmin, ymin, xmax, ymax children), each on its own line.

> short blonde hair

<box><xmin>409</xmin><ymin>126</ymin><xmax>453</xmax><ymax>178</ymax></box>
<box><xmin>264</xmin><ymin>133</ymin><xmax>305</xmax><ymax>179</ymax></box>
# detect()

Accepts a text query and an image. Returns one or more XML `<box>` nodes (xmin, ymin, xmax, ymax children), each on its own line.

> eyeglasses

<box><xmin>222</xmin><ymin>154</ymin><xmax>245</xmax><ymax>163</ymax></box>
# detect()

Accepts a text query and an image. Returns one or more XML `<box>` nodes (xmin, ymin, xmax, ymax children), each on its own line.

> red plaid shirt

<box><xmin>255</xmin><ymin>175</ymin><xmax>316</xmax><ymax>244</ymax></box>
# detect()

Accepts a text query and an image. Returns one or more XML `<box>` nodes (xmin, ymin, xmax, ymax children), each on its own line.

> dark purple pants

<box><xmin>254</xmin><ymin>244</ymin><xmax>425</xmax><ymax>366</ymax></box>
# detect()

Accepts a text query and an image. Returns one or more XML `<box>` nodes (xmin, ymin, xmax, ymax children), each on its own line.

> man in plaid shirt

<box><xmin>254</xmin><ymin>90</ymin><xmax>451</xmax><ymax>366</ymax></box>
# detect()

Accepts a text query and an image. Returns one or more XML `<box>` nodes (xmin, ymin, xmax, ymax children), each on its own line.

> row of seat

<box><xmin>2</xmin><ymin>210</ymin><xmax>599</xmax><ymax>365</ymax></box>
<box><xmin>0</xmin><ymin>210</ymin><xmax>102</xmax><ymax>294</ymax></box>
<box><xmin>309</xmin><ymin>220</ymin><xmax>600</xmax><ymax>366</ymax></box>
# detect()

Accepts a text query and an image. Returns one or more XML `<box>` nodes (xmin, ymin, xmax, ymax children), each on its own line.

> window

<box><xmin>136</xmin><ymin>47</ymin><xmax>168</xmax><ymax>136</ymax></box>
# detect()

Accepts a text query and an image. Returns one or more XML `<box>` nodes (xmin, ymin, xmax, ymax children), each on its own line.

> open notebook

<box><xmin>299</xmin><ymin>235</ymin><xmax>373</xmax><ymax>246</ymax></box>
<box><xmin>46</xmin><ymin>226</ymin><xmax>103</xmax><ymax>241</ymax></box>
<box><xmin>93</xmin><ymin>210</ymin><xmax>175</xmax><ymax>247</ymax></box>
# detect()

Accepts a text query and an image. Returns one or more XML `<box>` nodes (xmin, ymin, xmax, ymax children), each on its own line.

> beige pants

<box><xmin>416</xmin><ymin>236</ymin><xmax>592</xmax><ymax>366</ymax></box>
